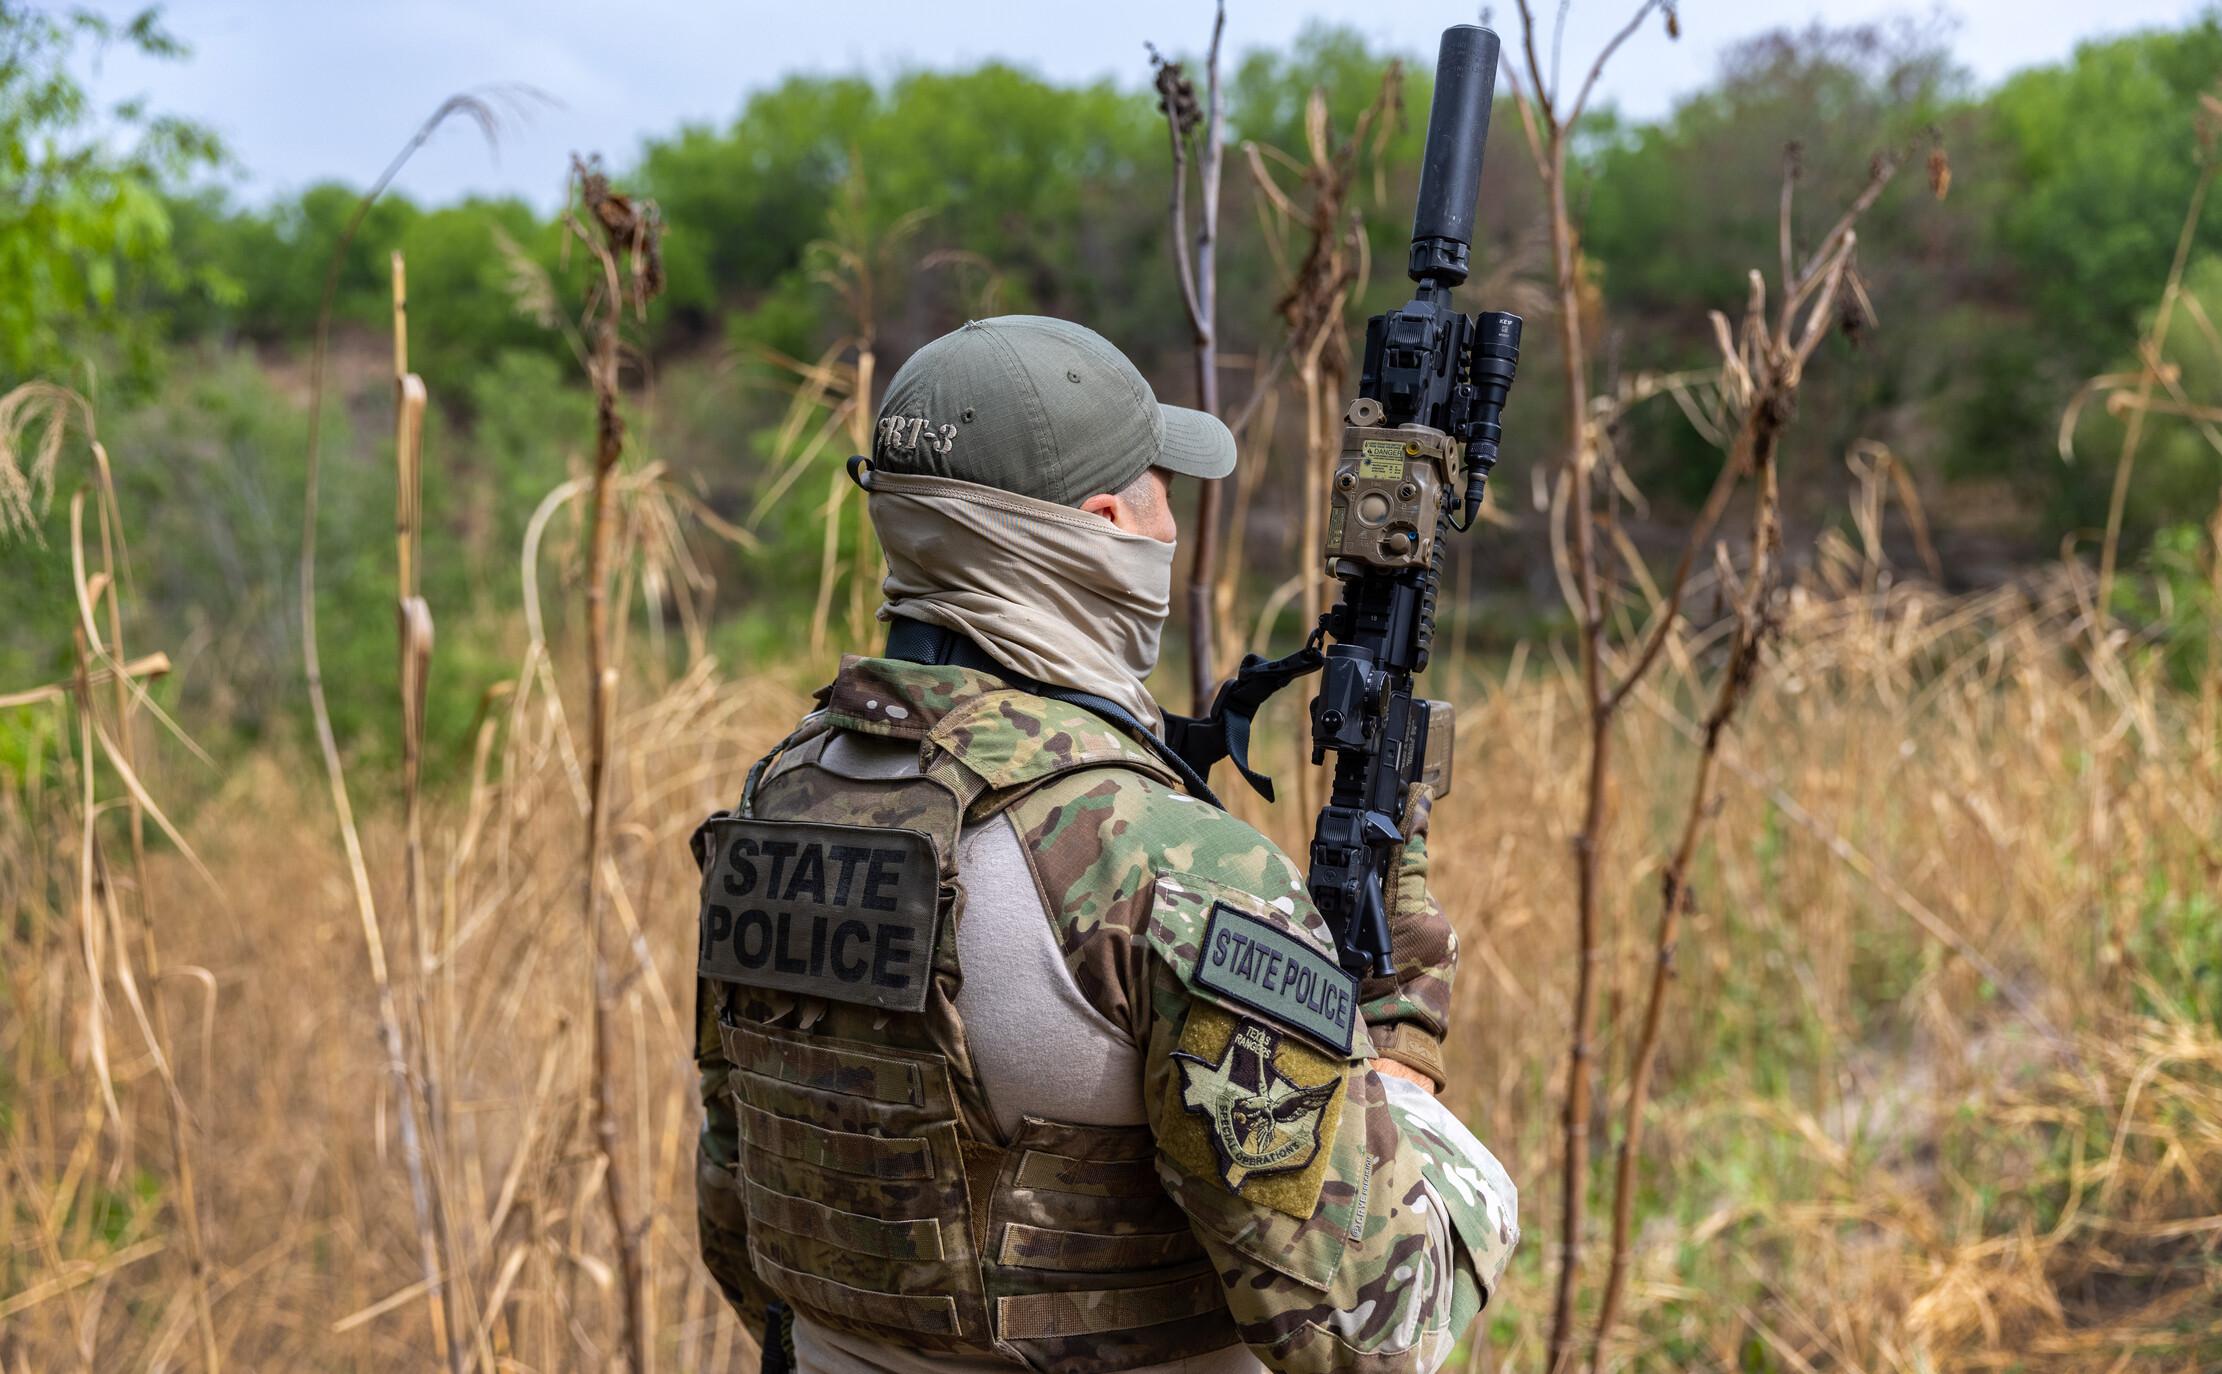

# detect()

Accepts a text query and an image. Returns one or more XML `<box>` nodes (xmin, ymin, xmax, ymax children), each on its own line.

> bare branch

<box><xmin>1499</xmin><ymin>58</ymin><xmax>1553</xmax><ymax>184</ymax></box>
<box><xmin>1550</xmin><ymin>0</ymin><xmax>1573</xmax><ymax>112</ymax></box>
<box><xmin>1603</xmin><ymin>434</ymin><xmax>1747</xmax><ymax>712</ymax></box>
<box><xmin>1514</xmin><ymin>0</ymin><xmax>1556</xmax><ymax>122</ymax></box>
<box><xmin>1566</xmin><ymin>0</ymin><xmax>1664</xmax><ymax>130</ymax></box>
<box><xmin>1779</xmin><ymin>142</ymin><xmax>1799</xmax><ymax>314</ymax></box>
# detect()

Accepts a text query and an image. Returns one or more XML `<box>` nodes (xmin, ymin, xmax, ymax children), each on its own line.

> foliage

<box><xmin>0</xmin><ymin>3</ymin><xmax>222</xmax><ymax>385</ymax></box>
<box><xmin>1987</xmin><ymin>16</ymin><xmax>2222</xmax><ymax>363</ymax></box>
<box><xmin>4</xmin><ymin>13</ymin><xmax>2221</xmax><ymax>762</ymax></box>
<box><xmin>157</xmin><ymin>185</ymin><xmax>569</xmax><ymax>382</ymax></box>
<box><xmin>2071</xmin><ymin>253</ymin><xmax>2222</xmax><ymax>545</ymax></box>
<box><xmin>641</xmin><ymin>63</ymin><xmax>1171</xmax><ymax>353</ymax></box>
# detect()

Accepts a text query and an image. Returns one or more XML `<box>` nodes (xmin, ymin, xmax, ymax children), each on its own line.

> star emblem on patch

<box><xmin>1173</xmin><ymin>1021</ymin><xmax>1339</xmax><ymax>1189</ymax></box>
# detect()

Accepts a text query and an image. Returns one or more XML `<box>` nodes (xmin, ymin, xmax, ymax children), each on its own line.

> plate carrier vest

<box><xmin>693</xmin><ymin>688</ymin><xmax>1243</xmax><ymax>1373</ymax></box>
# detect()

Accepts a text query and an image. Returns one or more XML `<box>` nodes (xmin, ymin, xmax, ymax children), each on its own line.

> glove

<box><xmin>1355</xmin><ymin>784</ymin><xmax>1458</xmax><ymax>1091</ymax></box>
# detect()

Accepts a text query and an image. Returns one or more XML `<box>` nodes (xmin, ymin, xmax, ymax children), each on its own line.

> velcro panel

<box><xmin>738</xmin><ymin>1102</ymin><xmax>933</xmax><ymax>1180</ymax></box>
<box><xmin>1013</xmin><ymin>1149</ymin><xmax>1160</xmax><ymax>1198</ymax></box>
<box><xmin>995</xmin><ymin>1276</ymin><xmax>1226</xmax><ymax>1340</ymax></box>
<box><xmin>749</xmin><ymin>1240</ymin><xmax>959</xmax><ymax>1336</ymax></box>
<box><xmin>725</xmin><ymin>1025</ymin><xmax>925</xmax><ymax>1107</ymax></box>
<box><xmin>746</xmin><ymin>1179</ymin><xmax>945</xmax><ymax>1262</ymax></box>
<box><xmin>698</xmin><ymin>818</ymin><xmax>941</xmax><ymax>1012</ymax></box>
<box><xmin>997</xmin><ymin>1223</ymin><xmax>1201</xmax><ymax>1273</ymax></box>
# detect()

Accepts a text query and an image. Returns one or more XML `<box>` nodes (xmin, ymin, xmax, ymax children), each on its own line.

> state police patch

<box><xmin>1191</xmin><ymin>901</ymin><xmax>1358</xmax><ymax>1054</ymax></box>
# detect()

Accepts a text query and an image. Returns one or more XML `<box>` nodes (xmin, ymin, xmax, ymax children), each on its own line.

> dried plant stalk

<box><xmin>389</xmin><ymin>250</ymin><xmax>470</xmax><ymax>1374</ymax></box>
<box><xmin>566</xmin><ymin>154</ymin><xmax>665</xmax><ymax>1374</ymax></box>
<box><xmin>290</xmin><ymin>93</ymin><xmax>522</xmax><ymax>1374</ymax></box>
<box><xmin>2067</xmin><ymin>142</ymin><xmax>2222</xmax><ymax>649</ymax></box>
<box><xmin>1501</xmin><ymin>14</ymin><xmax>1671</xmax><ymax>1361</ymax></box>
<box><xmin>1150</xmin><ymin>1</ymin><xmax>1229</xmax><ymax>709</ymax></box>
<box><xmin>1242</xmin><ymin>68</ymin><xmax>1399</xmax><ymax>814</ymax></box>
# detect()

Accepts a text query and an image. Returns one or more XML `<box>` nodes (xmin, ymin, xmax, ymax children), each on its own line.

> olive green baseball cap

<box><xmin>869</xmin><ymin>315</ymin><xmax>1236</xmax><ymax>505</ymax></box>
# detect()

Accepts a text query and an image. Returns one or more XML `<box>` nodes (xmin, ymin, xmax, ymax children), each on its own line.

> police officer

<box><xmin>693</xmin><ymin>315</ymin><xmax>1518</xmax><ymax>1374</ymax></box>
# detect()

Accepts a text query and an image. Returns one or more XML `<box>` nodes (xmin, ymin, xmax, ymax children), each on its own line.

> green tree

<box><xmin>0</xmin><ymin>3</ymin><xmax>221</xmax><ymax>383</ymax></box>
<box><xmin>1987</xmin><ymin>18</ymin><xmax>2222</xmax><ymax>366</ymax></box>
<box><xmin>639</xmin><ymin>74</ymin><xmax>876</xmax><ymax>327</ymax></box>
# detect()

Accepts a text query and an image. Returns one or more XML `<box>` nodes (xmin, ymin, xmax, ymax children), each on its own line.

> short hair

<box><xmin>1107</xmin><ymin>465</ymin><xmax>1164</xmax><ymax>519</ymax></box>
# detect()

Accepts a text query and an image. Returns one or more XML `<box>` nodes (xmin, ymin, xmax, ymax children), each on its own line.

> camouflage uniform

<box><xmin>694</xmin><ymin>656</ymin><xmax>1518</xmax><ymax>1373</ymax></box>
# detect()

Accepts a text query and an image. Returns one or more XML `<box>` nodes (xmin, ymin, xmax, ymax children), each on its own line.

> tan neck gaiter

<box><xmin>865</xmin><ymin>469</ymin><xmax>1174</xmax><ymax>731</ymax></box>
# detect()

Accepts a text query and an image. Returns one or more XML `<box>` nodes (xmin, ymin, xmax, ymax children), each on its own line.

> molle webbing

<box><xmin>979</xmin><ymin>1119</ymin><xmax>1233</xmax><ymax>1358</ymax></box>
<box><xmin>720</xmin><ymin>1018</ymin><xmax>990</xmax><ymax>1346</ymax></box>
<box><xmin>997</xmin><ymin>1224</ymin><xmax>1202</xmax><ymax>1272</ymax></box>
<box><xmin>742</xmin><ymin>1180</ymin><xmax>943</xmax><ymax>1260</ymax></box>
<box><xmin>748</xmin><ymin>1241</ymin><xmax>961</xmax><ymax>1335</ymax></box>
<box><xmin>996</xmin><ymin>1279</ymin><xmax>1226</xmax><ymax>1341</ymax></box>
<box><xmin>1012</xmin><ymin>1149</ymin><xmax>1158</xmax><ymax>1196</ymax></box>
<box><xmin>737</xmin><ymin>1102</ymin><xmax>933</xmax><ymax>1180</ymax></box>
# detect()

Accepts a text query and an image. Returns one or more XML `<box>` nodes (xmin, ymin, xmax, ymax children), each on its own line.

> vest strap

<box><xmin>996</xmin><ymin>1223</ymin><xmax>1200</xmax><ymax>1273</ymax></box>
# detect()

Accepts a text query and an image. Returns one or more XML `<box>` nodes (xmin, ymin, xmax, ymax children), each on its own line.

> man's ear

<box><xmin>1079</xmin><ymin>490</ymin><xmax>1124</xmax><ymax>527</ymax></box>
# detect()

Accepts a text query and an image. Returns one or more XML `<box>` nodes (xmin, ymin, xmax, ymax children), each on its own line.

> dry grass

<box><xmin>5</xmin><ymin>514</ymin><xmax>2219</xmax><ymax>1370</ymax></box>
<box><xmin>3</xmin><ymin>645</ymin><xmax>805</xmax><ymax>1369</ymax></box>
<box><xmin>4</xmin><ymin>96</ymin><xmax>2220</xmax><ymax>1374</ymax></box>
<box><xmin>1421</xmin><ymin>560</ymin><xmax>2222</xmax><ymax>1372</ymax></box>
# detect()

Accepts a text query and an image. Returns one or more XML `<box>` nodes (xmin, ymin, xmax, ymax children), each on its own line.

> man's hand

<box><xmin>1369</xmin><ymin>1057</ymin><xmax>1438</xmax><ymax>1092</ymax></box>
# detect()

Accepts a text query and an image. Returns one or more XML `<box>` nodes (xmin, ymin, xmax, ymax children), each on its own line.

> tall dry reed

<box><xmin>8</xmin><ymin>441</ymin><xmax>2219</xmax><ymax>1369</ymax></box>
<box><xmin>8</xmin><ymin>73</ymin><xmax>2222</xmax><ymax>1374</ymax></box>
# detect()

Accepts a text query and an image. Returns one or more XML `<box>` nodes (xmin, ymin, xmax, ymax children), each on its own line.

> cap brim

<box><xmin>1157</xmin><ymin>404</ymin><xmax>1237</xmax><ymax>480</ymax></box>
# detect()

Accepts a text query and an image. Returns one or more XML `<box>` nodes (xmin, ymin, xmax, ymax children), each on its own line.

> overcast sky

<box><xmin>76</xmin><ymin>0</ymin><xmax>2213</xmax><ymax>210</ymax></box>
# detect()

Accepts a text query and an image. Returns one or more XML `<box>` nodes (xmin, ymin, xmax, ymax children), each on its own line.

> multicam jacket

<box><xmin>693</xmin><ymin>656</ymin><xmax>1518</xmax><ymax>1374</ymax></box>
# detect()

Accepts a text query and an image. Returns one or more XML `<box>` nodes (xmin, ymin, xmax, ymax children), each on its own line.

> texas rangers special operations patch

<box><xmin>696</xmin><ymin>818</ymin><xmax>940</xmax><ymax>1013</ymax></box>
<box><xmin>1163</xmin><ymin>1005</ymin><xmax>1347</xmax><ymax>1216</ymax></box>
<box><xmin>1193</xmin><ymin>901</ymin><xmax>1358</xmax><ymax>1054</ymax></box>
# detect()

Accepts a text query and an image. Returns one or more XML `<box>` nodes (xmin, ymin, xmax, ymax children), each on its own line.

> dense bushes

<box><xmin>10</xmin><ymin>12</ymin><xmax>2222</xmax><ymax>763</ymax></box>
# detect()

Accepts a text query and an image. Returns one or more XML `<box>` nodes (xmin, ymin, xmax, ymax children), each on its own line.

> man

<box><xmin>693</xmin><ymin>315</ymin><xmax>1518</xmax><ymax>1374</ymax></box>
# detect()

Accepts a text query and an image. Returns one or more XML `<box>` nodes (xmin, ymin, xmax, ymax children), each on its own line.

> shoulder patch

<box><xmin>1175</xmin><ymin>1021</ymin><xmax>1337</xmax><ymax>1187</ymax></box>
<box><xmin>696</xmin><ymin>817</ymin><xmax>941</xmax><ymax>1012</ymax></box>
<box><xmin>1192</xmin><ymin>901</ymin><xmax>1359</xmax><ymax>1056</ymax></box>
<box><xmin>1161</xmin><ymin>1005</ymin><xmax>1348</xmax><ymax>1218</ymax></box>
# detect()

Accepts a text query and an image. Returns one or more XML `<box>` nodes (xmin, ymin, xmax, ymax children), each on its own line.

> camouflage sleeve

<box><xmin>1379</xmin><ymin>1074</ymin><xmax>1522</xmax><ymax>1334</ymax></box>
<box><xmin>1008</xmin><ymin>770</ymin><xmax>1515</xmax><ymax>1373</ymax></box>
<box><xmin>1357</xmin><ymin>784</ymin><xmax>1458</xmax><ymax>1090</ymax></box>
<box><xmin>1139</xmin><ymin>879</ymin><xmax>1507</xmax><ymax>1372</ymax></box>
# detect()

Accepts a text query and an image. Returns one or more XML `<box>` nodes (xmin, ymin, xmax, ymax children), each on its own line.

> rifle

<box><xmin>1171</xmin><ymin>24</ymin><xmax>1521</xmax><ymax>976</ymax></box>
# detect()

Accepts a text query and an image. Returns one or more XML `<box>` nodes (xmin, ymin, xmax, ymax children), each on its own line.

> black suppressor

<box><xmin>1408</xmin><ymin>24</ymin><xmax>1500</xmax><ymax>286</ymax></box>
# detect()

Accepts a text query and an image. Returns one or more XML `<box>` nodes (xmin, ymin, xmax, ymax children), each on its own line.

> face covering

<box><xmin>865</xmin><ymin>468</ymin><xmax>1175</xmax><ymax>731</ymax></box>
